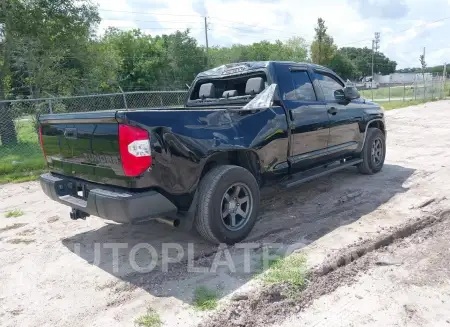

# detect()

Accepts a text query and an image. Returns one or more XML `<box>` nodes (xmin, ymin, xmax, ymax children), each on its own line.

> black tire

<box><xmin>195</xmin><ymin>165</ymin><xmax>260</xmax><ymax>245</ymax></box>
<box><xmin>358</xmin><ymin>128</ymin><xmax>386</xmax><ymax>175</ymax></box>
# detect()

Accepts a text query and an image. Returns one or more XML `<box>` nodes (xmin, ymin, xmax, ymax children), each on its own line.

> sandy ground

<box><xmin>1</xmin><ymin>100</ymin><xmax>450</xmax><ymax>327</ymax></box>
<box><xmin>277</xmin><ymin>211</ymin><xmax>450</xmax><ymax>327</ymax></box>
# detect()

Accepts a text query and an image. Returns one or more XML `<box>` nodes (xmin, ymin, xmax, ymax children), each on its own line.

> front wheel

<box><xmin>358</xmin><ymin>128</ymin><xmax>386</xmax><ymax>174</ymax></box>
<box><xmin>195</xmin><ymin>165</ymin><xmax>260</xmax><ymax>244</ymax></box>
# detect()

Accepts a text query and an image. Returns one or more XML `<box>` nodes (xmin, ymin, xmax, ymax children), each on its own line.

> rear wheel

<box><xmin>358</xmin><ymin>128</ymin><xmax>386</xmax><ymax>174</ymax></box>
<box><xmin>195</xmin><ymin>165</ymin><xmax>260</xmax><ymax>244</ymax></box>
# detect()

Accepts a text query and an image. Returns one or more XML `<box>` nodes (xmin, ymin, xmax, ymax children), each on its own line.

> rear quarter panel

<box><xmin>121</xmin><ymin>106</ymin><xmax>289</xmax><ymax>196</ymax></box>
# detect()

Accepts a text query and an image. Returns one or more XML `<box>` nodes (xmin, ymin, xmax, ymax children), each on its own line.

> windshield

<box><xmin>187</xmin><ymin>71</ymin><xmax>268</xmax><ymax>106</ymax></box>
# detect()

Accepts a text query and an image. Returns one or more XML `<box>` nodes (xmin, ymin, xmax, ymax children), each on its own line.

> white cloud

<box><xmin>96</xmin><ymin>0</ymin><xmax>138</xmax><ymax>33</ymax></box>
<box><xmin>96</xmin><ymin>0</ymin><xmax>450</xmax><ymax>68</ymax></box>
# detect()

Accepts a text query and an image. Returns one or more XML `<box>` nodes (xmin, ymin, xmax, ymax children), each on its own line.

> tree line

<box><xmin>1</xmin><ymin>1</ymin><xmax>398</xmax><ymax>144</ymax></box>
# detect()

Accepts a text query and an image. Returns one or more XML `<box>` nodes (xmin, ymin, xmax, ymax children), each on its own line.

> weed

<box><xmin>193</xmin><ymin>286</ymin><xmax>219</xmax><ymax>311</ymax></box>
<box><xmin>262</xmin><ymin>254</ymin><xmax>308</xmax><ymax>289</ymax></box>
<box><xmin>256</xmin><ymin>248</ymin><xmax>284</xmax><ymax>273</ymax></box>
<box><xmin>5</xmin><ymin>209</ymin><xmax>24</xmax><ymax>218</ymax></box>
<box><xmin>134</xmin><ymin>308</ymin><xmax>162</xmax><ymax>327</ymax></box>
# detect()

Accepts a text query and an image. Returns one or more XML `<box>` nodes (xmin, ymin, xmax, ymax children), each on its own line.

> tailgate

<box><xmin>39</xmin><ymin>111</ymin><xmax>130</xmax><ymax>186</ymax></box>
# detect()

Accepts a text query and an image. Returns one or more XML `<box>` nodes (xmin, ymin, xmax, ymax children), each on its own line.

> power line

<box><xmin>341</xmin><ymin>15</ymin><xmax>450</xmax><ymax>47</ymax></box>
<box><xmin>102</xmin><ymin>26</ymin><xmax>204</xmax><ymax>30</ymax></box>
<box><xmin>208</xmin><ymin>18</ymin><xmax>304</xmax><ymax>35</ymax></box>
<box><xmin>98</xmin><ymin>9</ymin><xmax>201</xmax><ymax>18</ymax></box>
<box><xmin>102</xmin><ymin>17</ymin><xmax>203</xmax><ymax>24</ymax></box>
<box><xmin>208</xmin><ymin>26</ymin><xmax>312</xmax><ymax>44</ymax></box>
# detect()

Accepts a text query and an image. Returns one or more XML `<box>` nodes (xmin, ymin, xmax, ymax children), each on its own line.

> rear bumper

<box><xmin>40</xmin><ymin>173</ymin><xmax>177</xmax><ymax>223</ymax></box>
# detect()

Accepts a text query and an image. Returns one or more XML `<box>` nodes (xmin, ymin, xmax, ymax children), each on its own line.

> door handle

<box><xmin>328</xmin><ymin>107</ymin><xmax>338</xmax><ymax>115</ymax></box>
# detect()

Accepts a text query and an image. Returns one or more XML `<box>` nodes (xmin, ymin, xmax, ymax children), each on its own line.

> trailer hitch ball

<box><xmin>70</xmin><ymin>208</ymin><xmax>90</xmax><ymax>220</ymax></box>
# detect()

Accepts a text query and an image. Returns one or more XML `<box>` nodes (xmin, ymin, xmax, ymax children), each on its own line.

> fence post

<box><xmin>49</xmin><ymin>99</ymin><xmax>53</xmax><ymax>114</ymax></box>
<box><xmin>414</xmin><ymin>76</ymin><xmax>417</xmax><ymax>100</ymax></box>
<box><xmin>403</xmin><ymin>83</ymin><xmax>406</xmax><ymax>102</ymax></box>
<box><xmin>122</xmin><ymin>92</ymin><xmax>128</xmax><ymax>110</ymax></box>
<box><xmin>443</xmin><ymin>63</ymin><xmax>447</xmax><ymax>98</ymax></box>
<box><xmin>423</xmin><ymin>75</ymin><xmax>426</xmax><ymax>100</ymax></box>
<box><xmin>432</xmin><ymin>75</ymin><xmax>434</xmax><ymax>99</ymax></box>
<box><xmin>445</xmin><ymin>76</ymin><xmax>447</xmax><ymax>98</ymax></box>
<box><xmin>388</xmin><ymin>84</ymin><xmax>391</xmax><ymax>102</ymax></box>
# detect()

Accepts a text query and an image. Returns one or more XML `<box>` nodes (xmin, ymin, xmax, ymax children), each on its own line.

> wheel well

<box><xmin>200</xmin><ymin>150</ymin><xmax>262</xmax><ymax>184</ymax></box>
<box><xmin>367</xmin><ymin>120</ymin><xmax>385</xmax><ymax>134</ymax></box>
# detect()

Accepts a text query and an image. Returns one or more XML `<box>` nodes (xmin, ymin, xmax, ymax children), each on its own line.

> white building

<box><xmin>374</xmin><ymin>72</ymin><xmax>433</xmax><ymax>84</ymax></box>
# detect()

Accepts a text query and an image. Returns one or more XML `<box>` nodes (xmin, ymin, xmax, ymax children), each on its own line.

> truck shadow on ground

<box><xmin>62</xmin><ymin>164</ymin><xmax>415</xmax><ymax>305</ymax></box>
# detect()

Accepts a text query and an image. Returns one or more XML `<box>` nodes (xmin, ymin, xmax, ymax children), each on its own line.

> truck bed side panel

<box><xmin>39</xmin><ymin>107</ymin><xmax>289</xmax><ymax>203</ymax></box>
<box><xmin>120</xmin><ymin>107</ymin><xmax>289</xmax><ymax>195</ymax></box>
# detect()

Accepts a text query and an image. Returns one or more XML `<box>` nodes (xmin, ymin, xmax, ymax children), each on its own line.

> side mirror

<box><xmin>334</xmin><ymin>87</ymin><xmax>360</xmax><ymax>102</ymax></box>
<box><xmin>344</xmin><ymin>86</ymin><xmax>360</xmax><ymax>100</ymax></box>
<box><xmin>334</xmin><ymin>89</ymin><xmax>346</xmax><ymax>102</ymax></box>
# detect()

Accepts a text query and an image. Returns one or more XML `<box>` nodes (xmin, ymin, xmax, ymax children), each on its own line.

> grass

<box><xmin>380</xmin><ymin>98</ymin><xmax>440</xmax><ymax>111</ymax></box>
<box><xmin>360</xmin><ymin>83</ymin><xmax>450</xmax><ymax>100</ymax></box>
<box><xmin>192</xmin><ymin>286</ymin><xmax>219</xmax><ymax>311</ymax></box>
<box><xmin>134</xmin><ymin>308</ymin><xmax>162</xmax><ymax>327</ymax></box>
<box><xmin>261</xmin><ymin>254</ymin><xmax>308</xmax><ymax>289</ymax></box>
<box><xmin>5</xmin><ymin>209</ymin><xmax>24</xmax><ymax>218</ymax></box>
<box><xmin>0</xmin><ymin>118</ymin><xmax>46</xmax><ymax>183</ymax></box>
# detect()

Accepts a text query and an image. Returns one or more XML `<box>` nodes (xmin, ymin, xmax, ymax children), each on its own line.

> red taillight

<box><xmin>119</xmin><ymin>124</ymin><xmax>152</xmax><ymax>177</ymax></box>
<box><xmin>39</xmin><ymin>125</ymin><xmax>47</xmax><ymax>160</ymax></box>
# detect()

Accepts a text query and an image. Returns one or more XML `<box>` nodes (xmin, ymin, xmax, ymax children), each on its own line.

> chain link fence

<box><xmin>0</xmin><ymin>78</ymin><xmax>449</xmax><ymax>182</ymax></box>
<box><xmin>356</xmin><ymin>75</ymin><xmax>450</xmax><ymax>103</ymax></box>
<box><xmin>0</xmin><ymin>90</ymin><xmax>188</xmax><ymax>181</ymax></box>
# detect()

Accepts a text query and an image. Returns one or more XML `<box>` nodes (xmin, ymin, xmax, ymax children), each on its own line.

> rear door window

<box><xmin>284</xmin><ymin>71</ymin><xmax>316</xmax><ymax>101</ymax></box>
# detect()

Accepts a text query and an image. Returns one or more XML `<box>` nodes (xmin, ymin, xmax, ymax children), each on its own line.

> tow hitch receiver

<box><xmin>70</xmin><ymin>208</ymin><xmax>90</xmax><ymax>220</ymax></box>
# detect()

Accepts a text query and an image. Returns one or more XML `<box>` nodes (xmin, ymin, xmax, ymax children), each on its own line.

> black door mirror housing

<box><xmin>334</xmin><ymin>87</ymin><xmax>360</xmax><ymax>103</ymax></box>
<box><xmin>334</xmin><ymin>89</ymin><xmax>346</xmax><ymax>101</ymax></box>
<box><xmin>344</xmin><ymin>86</ymin><xmax>360</xmax><ymax>100</ymax></box>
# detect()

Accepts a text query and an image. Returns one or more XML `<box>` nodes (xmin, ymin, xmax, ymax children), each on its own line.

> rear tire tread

<box><xmin>358</xmin><ymin>128</ymin><xmax>386</xmax><ymax>175</ymax></box>
<box><xmin>195</xmin><ymin>165</ymin><xmax>259</xmax><ymax>244</ymax></box>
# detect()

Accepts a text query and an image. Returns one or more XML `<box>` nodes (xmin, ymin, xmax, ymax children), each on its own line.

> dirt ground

<box><xmin>277</xmin><ymin>211</ymin><xmax>450</xmax><ymax>327</ymax></box>
<box><xmin>1</xmin><ymin>100</ymin><xmax>450</xmax><ymax>327</ymax></box>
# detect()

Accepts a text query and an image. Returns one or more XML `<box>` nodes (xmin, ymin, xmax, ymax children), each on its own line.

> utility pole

<box><xmin>371</xmin><ymin>39</ymin><xmax>375</xmax><ymax>100</ymax></box>
<box><xmin>371</xmin><ymin>32</ymin><xmax>380</xmax><ymax>100</ymax></box>
<box><xmin>443</xmin><ymin>62</ymin><xmax>447</xmax><ymax>98</ymax></box>
<box><xmin>423</xmin><ymin>47</ymin><xmax>426</xmax><ymax>99</ymax></box>
<box><xmin>204</xmin><ymin>17</ymin><xmax>209</xmax><ymax>66</ymax></box>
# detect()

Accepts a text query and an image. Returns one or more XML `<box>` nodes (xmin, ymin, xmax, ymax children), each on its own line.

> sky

<box><xmin>95</xmin><ymin>0</ymin><xmax>450</xmax><ymax>69</ymax></box>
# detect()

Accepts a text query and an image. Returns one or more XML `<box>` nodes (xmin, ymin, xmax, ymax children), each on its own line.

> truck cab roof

<box><xmin>195</xmin><ymin>61</ymin><xmax>334</xmax><ymax>79</ymax></box>
<box><xmin>188</xmin><ymin>61</ymin><xmax>337</xmax><ymax>106</ymax></box>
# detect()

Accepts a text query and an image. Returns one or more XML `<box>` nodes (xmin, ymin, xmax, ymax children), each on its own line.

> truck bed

<box><xmin>39</xmin><ymin>105</ymin><xmax>289</xmax><ymax>194</ymax></box>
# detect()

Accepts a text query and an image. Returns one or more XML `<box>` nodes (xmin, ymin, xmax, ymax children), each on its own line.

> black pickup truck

<box><xmin>38</xmin><ymin>61</ymin><xmax>386</xmax><ymax>244</ymax></box>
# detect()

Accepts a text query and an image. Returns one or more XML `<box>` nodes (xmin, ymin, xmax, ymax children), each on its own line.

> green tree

<box><xmin>328</xmin><ymin>52</ymin><xmax>358</xmax><ymax>80</ymax></box>
<box><xmin>338</xmin><ymin>47</ymin><xmax>397</xmax><ymax>78</ymax></box>
<box><xmin>310</xmin><ymin>18</ymin><xmax>336</xmax><ymax>66</ymax></box>
<box><xmin>283</xmin><ymin>37</ymin><xmax>309</xmax><ymax>62</ymax></box>
<box><xmin>159</xmin><ymin>30</ymin><xmax>207</xmax><ymax>89</ymax></box>
<box><xmin>0</xmin><ymin>0</ymin><xmax>100</xmax><ymax>144</ymax></box>
<box><xmin>103</xmin><ymin>28</ymin><xmax>206</xmax><ymax>91</ymax></box>
<box><xmin>419</xmin><ymin>52</ymin><xmax>427</xmax><ymax>82</ymax></box>
<box><xmin>5</xmin><ymin>0</ymin><xmax>100</xmax><ymax>97</ymax></box>
<box><xmin>208</xmin><ymin>37</ymin><xmax>308</xmax><ymax>67</ymax></box>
